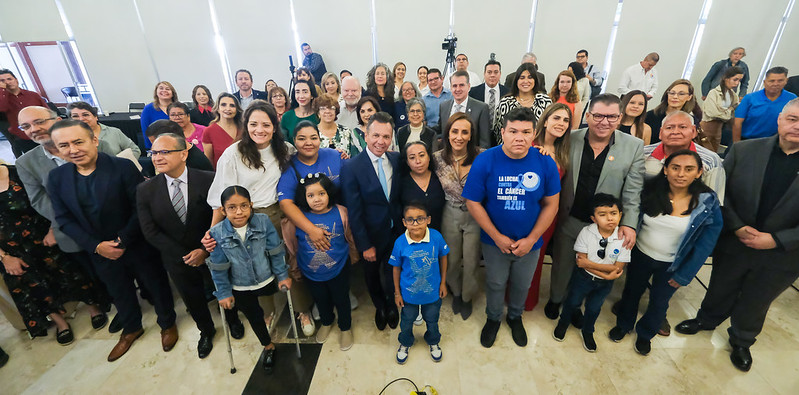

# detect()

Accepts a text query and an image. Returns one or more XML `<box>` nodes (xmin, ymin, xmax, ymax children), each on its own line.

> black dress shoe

<box><xmin>386</xmin><ymin>307</ymin><xmax>399</xmax><ymax>329</ymax></box>
<box><xmin>451</xmin><ymin>295</ymin><xmax>462</xmax><ymax>315</ymax></box>
<box><xmin>480</xmin><ymin>319</ymin><xmax>501</xmax><ymax>348</ymax></box>
<box><xmin>198</xmin><ymin>331</ymin><xmax>215</xmax><ymax>359</ymax></box>
<box><xmin>730</xmin><ymin>345</ymin><xmax>752</xmax><ymax>372</ymax></box>
<box><xmin>227</xmin><ymin>319</ymin><xmax>245</xmax><ymax>340</ymax></box>
<box><xmin>460</xmin><ymin>300</ymin><xmax>473</xmax><ymax>321</ymax></box>
<box><xmin>571</xmin><ymin>309</ymin><xmax>584</xmax><ymax>330</ymax></box>
<box><xmin>374</xmin><ymin>308</ymin><xmax>387</xmax><ymax>331</ymax></box>
<box><xmin>675</xmin><ymin>318</ymin><xmax>713</xmax><ymax>335</ymax></box>
<box><xmin>262</xmin><ymin>348</ymin><xmax>276</xmax><ymax>374</ymax></box>
<box><xmin>91</xmin><ymin>313</ymin><xmax>108</xmax><ymax>330</ymax></box>
<box><xmin>108</xmin><ymin>314</ymin><xmax>123</xmax><ymax>334</ymax></box>
<box><xmin>0</xmin><ymin>345</ymin><xmax>8</xmax><ymax>369</ymax></box>
<box><xmin>544</xmin><ymin>301</ymin><xmax>560</xmax><ymax>320</ymax></box>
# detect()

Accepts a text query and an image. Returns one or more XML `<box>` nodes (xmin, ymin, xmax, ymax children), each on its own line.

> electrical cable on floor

<box><xmin>378</xmin><ymin>377</ymin><xmax>419</xmax><ymax>394</ymax></box>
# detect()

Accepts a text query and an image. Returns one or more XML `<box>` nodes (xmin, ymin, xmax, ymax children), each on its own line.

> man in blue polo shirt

<box><xmin>422</xmin><ymin>68</ymin><xmax>453</xmax><ymax>130</ymax></box>
<box><xmin>462</xmin><ymin>107</ymin><xmax>560</xmax><ymax>348</ymax></box>
<box><xmin>733</xmin><ymin>66</ymin><xmax>796</xmax><ymax>142</ymax></box>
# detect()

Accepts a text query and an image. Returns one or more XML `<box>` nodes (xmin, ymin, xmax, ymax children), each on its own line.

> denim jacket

<box><xmin>638</xmin><ymin>192</ymin><xmax>723</xmax><ymax>286</ymax></box>
<box><xmin>207</xmin><ymin>213</ymin><xmax>288</xmax><ymax>300</ymax></box>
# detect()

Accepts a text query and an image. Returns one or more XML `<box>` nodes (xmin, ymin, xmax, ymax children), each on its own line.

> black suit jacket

<box><xmin>136</xmin><ymin>167</ymin><xmax>215</xmax><ymax>263</ymax></box>
<box><xmin>786</xmin><ymin>75</ymin><xmax>799</xmax><ymax>97</ymax></box>
<box><xmin>233</xmin><ymin>89</ymin><xmax>268</xmax><ymax>102</ymax></box>
<box><xmin>341</xmin><ymin>150</ymin><xmax>402</xmax><ymax>254</ymax></box>
<box><xmin>48</xmin><ymin>153</ymin><xmax>145</xmax><ymax>254</ymax></box>
<box><xmin>469</xmin><ymin>83</ymin><xmax>509</xmax><ymax>102</ymax></box>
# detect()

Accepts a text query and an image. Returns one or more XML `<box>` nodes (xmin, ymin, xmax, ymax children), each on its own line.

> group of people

<box><xmin>0</xmin><ymin>43</ymin><xmax>797</xmax><ymax>377</ymax></box>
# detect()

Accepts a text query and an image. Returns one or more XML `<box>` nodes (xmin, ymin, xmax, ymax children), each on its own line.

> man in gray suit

<box><xmin>676</xmin><ymin>98</ymin><xmax>799</xmax><ymax>372</ymax></box>
<box><xmin>439</xmin><ymin>70</ymin><xmax>491</xmax><ymax>148</ymax></box>
<box><xmin>545</xmin><ymin>94</ymin><xmax>645</xmax><ymax>323</ymax></box>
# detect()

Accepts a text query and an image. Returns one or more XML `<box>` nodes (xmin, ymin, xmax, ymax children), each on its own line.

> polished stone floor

<box><xmin>1</xmin><ymin>263</ymin><xmax>798</xmax><ymax>394</ymax></box>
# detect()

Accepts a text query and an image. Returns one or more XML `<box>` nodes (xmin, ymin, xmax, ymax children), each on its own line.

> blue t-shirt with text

<box><xmin>389</xmin><ymin>229</ymin><xmax>450</xmax><ymax>305</ymax></box>
<box><xmin>461</xmin><ymin>146</ymin><xmax>560</xmax><ymax>248</ymax></box>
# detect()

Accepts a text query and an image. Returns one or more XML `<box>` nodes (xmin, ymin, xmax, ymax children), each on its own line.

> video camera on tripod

<box><xmin>442</xmin><ymin>34</ymin><xmax>458</xmax><ymax>76</ymax></box>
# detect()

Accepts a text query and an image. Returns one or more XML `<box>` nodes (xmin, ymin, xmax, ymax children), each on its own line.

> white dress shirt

<box><xmin>365</xmin><ymin>148</ymin><xmax>393</xmax><ymax>189</ymax></box>
<box><xmin>618</xmin><ymin>63</ymin><xmax>659</xmax><ymax>97</ymax></box>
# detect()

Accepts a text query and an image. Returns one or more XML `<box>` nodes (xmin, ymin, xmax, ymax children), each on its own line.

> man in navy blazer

<box><xmin>48</xmin><ymin>120</ymin><xmax>177</xmax><ymax>362</ymax></box>
<box><xmin>341</xmin><ymin>112</ymin><xmax>402</xmax><ymax>331</ymax></box>
<box><xmin>232</xmin><ymin>69</ymin><xmax>267</xmax><ymax>108</ymax></box>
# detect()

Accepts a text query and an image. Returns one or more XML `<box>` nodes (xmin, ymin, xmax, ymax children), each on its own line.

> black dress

<box><xmin>400</xmin><ymin>172</ymin><xmax>445</xmax><ymax>231</ymax></box>
<box><xmin>0</xmin><ymin>166</ymin><xmax>102</xmax><ymax>337</ymax></box>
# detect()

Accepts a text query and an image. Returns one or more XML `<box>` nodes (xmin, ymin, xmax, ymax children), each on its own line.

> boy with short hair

<box><xmin>390</xmin><ymin>202</ymin><xmax>449</xmax><ymax>364</ymax></box>
<box><xmin>553</xmin><ymin>193</ymin><xmax>630</xmax><ymax>352</ymax></box>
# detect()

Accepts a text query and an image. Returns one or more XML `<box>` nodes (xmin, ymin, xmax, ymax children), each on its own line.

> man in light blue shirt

<box><xmin>422</xmin><ymin>68</ymin><xmax>453</xmax><ymax>130</ymax></box>
<box><xmin>733</xmin><ymin>66</ymin><xmax>796</xmax><ymax>141</ymax></box>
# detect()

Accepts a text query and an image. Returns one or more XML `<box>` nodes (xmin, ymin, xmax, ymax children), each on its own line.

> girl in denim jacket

<box><xmin>207</xmin><ymin>185</ymin><xmax>291</xmax><ymax>374</ymax></box>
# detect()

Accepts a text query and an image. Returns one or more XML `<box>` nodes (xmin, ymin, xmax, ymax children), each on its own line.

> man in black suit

<box><xmin>676</xmin><ymin>98</ymin><xmax>799</xmax><ymax>372</ymax></box>
<box><xmin>440</xmin><ymin>71</ymin><xmax>491</xmax><ymax>148</ymax></box>
<box><xmin>341</xmin><ymin>112</ymin><xmax>402</xmax><ymax>331</ymax></box>
<box><xmin>470</xmin><ymin>59</ymin><xmax>509</xmax><ymax>124</ymax></box>
<box><xmin>136</xmin><ymin>132</ymin><xmax>244</xmax><ymax>359</ymax></box>
<box><xmin>232</xmin><ymin>69</ymin><xmax>267</xmax><ymax>109</ymax></box>
<box><xmin>139</xmin><ymin>120</ymin><xmax>214</xmax><ymax>177</ymax></box>
<box><xmin>48</xmin><ymin>120</ymin><xmax>177</xmax><ymax>362</ymax></box>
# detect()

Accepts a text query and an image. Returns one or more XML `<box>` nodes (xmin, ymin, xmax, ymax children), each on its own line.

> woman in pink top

<box><xmin>168</xmin><ymin>102</ymin><xmax>206</xmax><ymax>151</ymax></box>
<box><xmin>202</xmin><ymin>93</ymin><xmax>242</xmax><ymax>169</ymax></box>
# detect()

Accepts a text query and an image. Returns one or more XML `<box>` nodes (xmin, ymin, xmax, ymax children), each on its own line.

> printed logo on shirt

<box><xmin>304</xmin><ymin>222</ymin><xmax>341</xmax><ymax>271</ymax></box>
<box><xmin>496</xmin><ymin>172</ymin><xmax>540</xmax><ymax>211</ymax></box>
<box><xmin>406</xmin><ymin>249</ymin><xmax>435</xmax><ymax>296</ymax></box>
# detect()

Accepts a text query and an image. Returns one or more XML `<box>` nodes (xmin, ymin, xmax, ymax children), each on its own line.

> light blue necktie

<box><xmin>377</xmin><ymin>157</ymin><xmax>389</xmax><ymax>200</ymax></box>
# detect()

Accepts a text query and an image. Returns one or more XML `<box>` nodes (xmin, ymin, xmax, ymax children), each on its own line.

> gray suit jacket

<box><xmin>15</xmin><ymin>142</ymin><xmax>116</xmax><ymax>253</ymax></box>
<box><xmin>719</xmin><ymin>136</ymin><xmax>799</xmax><ymax>268</ymax></box>
<box><xmin>561</xmin><ymin>129</ymin><xmax>645</xmax><ymax>229</ymax></box>
<box><xmin>438</xmin><ymin>97</ymin><xmax>491</xmax><ymax>148</ymax></box>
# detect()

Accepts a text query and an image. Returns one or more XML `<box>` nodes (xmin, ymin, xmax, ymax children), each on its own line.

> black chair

<box><xmin>129</xmin><ymin>102</ymin><xmax>146</xmax><ymax>113</ymax></box>
<box><xmin>61</xmin><ymin>87</ymin><xmax>80</xmax><ymax>103</ymax></box>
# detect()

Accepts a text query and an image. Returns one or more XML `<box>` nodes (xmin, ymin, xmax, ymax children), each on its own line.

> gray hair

<box><xmin>728</xmin><ymin>47</ymin><xmax>746</xmax><ymax>57</ymax></box>
<box><xmin>400</xmin><ymin>81</ymin><xmax>422</xmax><ymax>99</ymax></box>
<box><xmin>406</xmin><ymin>97</ymin><xmax>426</xmax><ymax>115</ymax></box>
<box><xmin>781</xmin><ymin>98</ymin><xmax>799</xmax><ymax>114</ymax></box>
<box><xmin>522</xmin><ymin>52</ymin><xmax>537</xmax><ymax>63</ymax></box>
<box><xmin>661</xmin><ymin>110</ymin><xmax>694</xmax><ymax>126</ymax></box>
<box><xmin>154</xmin><ymin>132</ymin><xmax>188</xmax><ymax>150</ymax></box>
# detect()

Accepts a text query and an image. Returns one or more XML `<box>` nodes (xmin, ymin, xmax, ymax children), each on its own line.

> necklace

<box><xmin>452</xmin><ymin>153</ymin><xmax>468</xmax><ymax>163</ymax></box>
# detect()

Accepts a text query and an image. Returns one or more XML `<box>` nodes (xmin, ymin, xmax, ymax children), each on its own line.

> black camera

<box><xmin>442</xmin><ymin>35</ymin><xmax>457</xmax><ymax>51</ymax></box>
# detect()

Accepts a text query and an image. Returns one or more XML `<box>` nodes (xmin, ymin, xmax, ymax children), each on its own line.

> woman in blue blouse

<box><xmin>140</xmin><ymin>81</ymin><xmax>178</xmax><ymax>148</ymax></box>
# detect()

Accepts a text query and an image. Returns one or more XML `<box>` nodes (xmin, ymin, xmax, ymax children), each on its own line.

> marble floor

<box><xmin>1</xmin><ymin>263</ymin><xmax>798</xmax><ymax>394</ymax></box>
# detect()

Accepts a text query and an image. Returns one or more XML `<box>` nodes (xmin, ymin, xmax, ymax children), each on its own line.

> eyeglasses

<box><xmin>224</xmin><ymin>203</ymin><xmax>251</xmax><ymax>212</ymax></box>
<box><xmin>18</xmin><ymin>118</ymin><xmax>56</xmax><ymax>131</ymax></box>
<box><xmin>589</xmin><ymin>113</ymin><xmax>620</xmax><ymax>122</ymax></box>
<box><xmin>169</xmin><ymin>113</ymin><xmax>187</xmax><ymax>118</ymax></box>
<box><xmin>597</xmin><ymin>238</ymin><xmax>608</xmax><ymax>259</ymax></box>
<box><xmin>402</xmin><ymin>216</ymin><xmax>429</xmax><ymax>225</ymax></box>
<box><xmin>318</xmin><ymin>106</ymin><xmax>336</xmax><ymax>112</ymax></box>
<box><xmin>667</xmin><ymin>91</ymin><xmax>690</xmax><ymax>97</ymax></box>
<box><xmin>146</xmin><ymin>149</ymin><xmax>185</xmax><ymax>157</ymax></box>
<box><xmin>408</xmin><ymin>109</ymin><xmax>424</xmax><ymax>114</ymax></box>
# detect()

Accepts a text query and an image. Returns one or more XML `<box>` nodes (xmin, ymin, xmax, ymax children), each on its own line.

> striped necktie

<box><xmin>171</xmin><ymin>179</ymin><xmax>186</xmax><ymax>224</ymax></box>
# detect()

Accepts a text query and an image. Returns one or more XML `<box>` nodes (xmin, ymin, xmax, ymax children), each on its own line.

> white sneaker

<box><xmin>413</xmin><ymin>306</ymin><xmax>423</xmax><ymax>326</ymax></box>
<box><xmin>349</xmin><ymin>291</ymin><xmax>359</xmax><ymax>310</ymax></box>
<box><xmin>396</xmin><ymin>345</ymin><xmax>409</xmax><ymax>364</ymax></box>
<box><xmin>299</xmin><ymin>312</ymin><xmax>316</xmax><ymax>337</ymax></box>
<box><xmin>430</xmin><ymin>344</ymin><xmax>442</xmax><ymax>362</ymax></box>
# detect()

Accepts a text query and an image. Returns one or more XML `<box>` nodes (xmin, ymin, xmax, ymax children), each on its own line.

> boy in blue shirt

<box><xmin>390</xmin><ymin>201</ymin><xmax>449</xmax><ymax>364</ymax></box>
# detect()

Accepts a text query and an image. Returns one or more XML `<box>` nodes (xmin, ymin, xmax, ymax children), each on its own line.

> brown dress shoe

<box><xmin>108</xmin><ymin>329</ymin><xmax>144</xmax><ymax>362</ymax></box>
<box><xmin>161</xmin><ymin>325</ymin><xmax>179</xmax><ymax>352</ymax></box>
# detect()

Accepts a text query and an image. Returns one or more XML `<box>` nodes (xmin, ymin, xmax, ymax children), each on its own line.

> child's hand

<box><xmin>576</xmin><ymin>254</ymin><xmax>590</xmax><ymax>268</ymax></box>
<box><xmin>394</xmin><ymin>293</ymin><xmax>404</xmax><ymax>308</ymax></box>
<box><xmin>278</xmin><ymin>278</ymin><xmax>292</xmax><ymax>291</ymax></box>
<box><xmin>219</xmin><ymin>296</ymin><xmax>235</xmax><ymax>310</ymax></box>
<box><xmin>201</xmin><ymin>230</ymin><xmax>217</xmax><ymax>253</ymax></box>
<box><xmin>439</xmin><ymin>283</ymin><xmax>447</xmax><ymax>299</ymax></box>
<box><xmin>606</xmin><ymin>267</ymin><xmax>623</xmax><ymax>280</ymax></box>
<box><xmin>668</xmin><ymin>279</ymin><xmax>682</xmax><ymax>289</ymax></box>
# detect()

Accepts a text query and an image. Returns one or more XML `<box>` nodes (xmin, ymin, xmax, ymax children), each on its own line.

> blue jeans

<box><xmin>558</xmin><ymin>269</ymin><xmax>613</xmax><ymax>334</ymax></box>
<box><xmin>398</xmin><ymin>298</ymin><xmax>442</xmax><ymax>347</ymax></box>
<box><xmin>482</xmin><ymin>243</ymin><xmax>539</xmax><ymax>321</ymax></box>
<box><xmin>616</xmin><ymin>247</ymin><xmax>678</xmax><ymax>340</ymax></box>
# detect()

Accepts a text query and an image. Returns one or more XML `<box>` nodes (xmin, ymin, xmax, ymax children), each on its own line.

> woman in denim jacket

<box><xmin>207</xmin><ymin>185</ymin><xmax>291</xmax><ymax>374</ymax></box>
<box><xmin>609</xmin><ymin>150</ymin><xmax>723</xmax><ymax>355</ymax></box>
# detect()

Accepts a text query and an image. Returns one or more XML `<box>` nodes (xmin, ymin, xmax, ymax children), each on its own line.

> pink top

<box><xmin>202</xmin><ymin>123</ymin><xmax>237</xmax><ymax>169</ymax></box>
<box><xmin>186</xmin><ymin>123</ymin><xmax>206</xmax><ymax>152</ymax></box>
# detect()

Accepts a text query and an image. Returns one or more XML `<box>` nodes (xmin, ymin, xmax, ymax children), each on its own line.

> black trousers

<box><xmin>91</xmin><ymin>247</ymin><xmax>176</xmax><ymax>334</ymax></box>
<box><xmin>307</xmin><ymin>263</ymin><xmax>352</xmax><ymax>330</ymax></box>
<box><xmin>164</xmin><ymin>259</ymin><xmax>239</xmax><ymax>336</ymax></box>
<box><xmin>363</xmin><ymin>247</ymin><xmax>396</xmax><ymax>313</ymax></box>
<box><xmin>697</xmin><ymin>249</ymin><xmax>799</xmax><ymax>347</ymax></box>
<box><xmin>232</xmin><ymin>281</ymin><xmax>278</xmax><ymax>347</ymax></box>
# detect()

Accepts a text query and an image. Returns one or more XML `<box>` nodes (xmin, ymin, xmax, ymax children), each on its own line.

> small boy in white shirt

<box><xmin>553</xmin><ymin>193</ymin><xmax>630</xmax><ymax>352</ymax></box>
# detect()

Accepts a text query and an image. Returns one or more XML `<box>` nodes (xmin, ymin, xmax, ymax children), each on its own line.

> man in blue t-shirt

<box><xmin>462</xmin><ymin>107</ymin><xmax>560</xmax><ymax>348</ymax></box>
<box><xmin>733</xmin><ymin>66</ymin><xmax>796</xmax><ymax>142</ymax></box>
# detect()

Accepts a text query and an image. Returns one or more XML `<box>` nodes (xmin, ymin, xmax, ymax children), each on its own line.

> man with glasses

<box><xmin>140</xmin><ymin>120</ymin><xmax>213</xmax><ymax>177</ymax></box>
<box><xmin>47</xmin><ymin>119</ymin><xmax>177</xmax><ymax>362</ymax></box>
<box><xmin>546</xmin><ymin>94</ymin><xmax>645</xmax><ymax>328</ymax></box>
<box><xmin>422</xmin><ymin>68</ymin><xmax>453</xmax><ymax>129</ymax></box>
<box><xmin>137</xmin><ymin>132</ymin><xmax>244</xmax><ymax>359</ymax></box>
<box><xmin>576</xmin><ymin>50</ymin><xmax>603</xmax><ymax>99</ymax></box>
<box><xmin>444</xmin><ymin>53</ymin><xmax>482</xmax><ymax>90</ymax></box>
<box><xmin>0</xmin><ymin>69</ymin><xmax>48</xmax><ymax>157</ymax></box>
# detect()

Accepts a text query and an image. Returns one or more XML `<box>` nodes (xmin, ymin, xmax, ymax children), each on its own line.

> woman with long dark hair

<box><xmin>567</xmin><ymin>61</ymin><xmax>591</xmax><ymax>105</ymax></box>
<box><xmin>190</xmin><ymin>85</ymin><xmax>215</xmax><ymax>126</ymax></box>
<box><xmin>364</xmin><ymin>63</ymin><xmax>397</xmax><ymax>121</ymax></box>
<box><xmin>202</xmin><ymin>92</ymin><xmax>243</xmax><ymax>169</ymax></box>
<box><xmin>282</xmin><ymin>79</ymin><xmax>319</xmax><ymax>144</ymax></box>
<box><xmin>609</xmin><ymin>150</ymin><xmax>722</xmax><ymax>355</ymax></box>
<box><xmin>492</xmin><ymin>63</ymin><xmax>552</xmax><ymax>144</ymax></box>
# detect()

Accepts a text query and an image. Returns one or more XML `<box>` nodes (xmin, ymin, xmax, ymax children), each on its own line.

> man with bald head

<box><xmin>337</xmin><ymin>76</ymin><xmax>362</xmax><ymax>130</ymax></box>
<box><xmin>47</xmin><ymin>120</ymin><xmax>177</xmax><ymax>362</ymax></box>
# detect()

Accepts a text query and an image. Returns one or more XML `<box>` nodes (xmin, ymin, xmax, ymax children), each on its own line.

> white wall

<box><xmin>0</xmin><ymin>0</ymin><xmax>67</xmax><ymax>42</ymax></box>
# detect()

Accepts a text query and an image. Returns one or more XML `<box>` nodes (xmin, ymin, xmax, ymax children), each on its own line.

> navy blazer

<box><xmin>341</xmin><ymin>150</ymin><xmax>402</xmax><ymax>254</ymax></box>
<box><xmin>233</xmin><ymin>89</ymin><xmax>268</xmax><ymax>102</ymax></box>
<box><xmin>469</xmin><ymin>83</ymin><xmax>508</xmax><ymax>102</ymax></box>
<box><xmin>48</xmin><ymin>153</ymin><xmax>145</xmax><ymax>254</ymax></box>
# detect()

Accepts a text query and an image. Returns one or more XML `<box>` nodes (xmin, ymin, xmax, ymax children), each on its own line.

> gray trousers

<box><xmin>482</xmin><ymin>243</ymin><xmax>539</xmax><ymax>321</ymax></box>
<box><xmin>550</xmin><ymin>216</ymin><xmax>589</xmax><ymax>304</ymax></box>
<box><xmin>442</xmin><ymin>205</ymin><xmax>482</xmax><ymax>303</ymax></box>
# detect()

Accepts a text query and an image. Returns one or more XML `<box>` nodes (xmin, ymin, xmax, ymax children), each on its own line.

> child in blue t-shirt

<box><xmin>389</xmin><ymin>202</ymin><xmax>449</xmax><ymax>364</ymax></box>
<box><xmin>288</xmin><ymin>173</ymin><xmax>354</xmax><ymax>351</ymax></box>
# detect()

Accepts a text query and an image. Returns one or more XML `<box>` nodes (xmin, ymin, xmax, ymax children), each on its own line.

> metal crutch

<box><xmin>218</xmin><ymin>300</ymin><xmax>237</xmax><ymax>374</ymax></box>
<box><xmin>281</xmin><ymin>285</ymin><xmax>302</xmax><ymax>359</ymax></box>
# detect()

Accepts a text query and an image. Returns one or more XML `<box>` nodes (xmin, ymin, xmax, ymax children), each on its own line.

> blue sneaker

<box><xmin>430</xmin><ymin>344</ymin><xmax>442</xmax><ymax>362</ymax></box>
<box><xmin>396</xmin><ymin>345</ymin><xmax>409</xmax><ymax>364</ymax></box>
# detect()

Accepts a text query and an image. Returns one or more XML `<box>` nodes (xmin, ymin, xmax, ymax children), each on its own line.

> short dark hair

<box><xmin>145</xmin><ymin>119</ymin><xmax>182</xmax><ymax>138</ymax></box>
<box><xmin>568</xmin><ymin>61</ymin><xmax>586</xmax><ymax>80</ymax></box>
<box><xmin>591</xmin><ymin>193</ymin><xmax>622</xmax><ymax>214</ymax></box>
<box><xmin>403</xmin><ymin>200</ymin><xmax>429</xmax><ymax>217</ymax></box>
<box><xmin>220</xmin><ymin>185</ymin><xmax>251</xmax><ymax>207</ymax></box>
<box><xmin>427</xmin><ymin>68</ymin><xmax>442</xmax><ymax>78</ymax></box>
<box><xmin>451</xmin><ymin>70</ymin><xmax>470</xmax><ymax>84</ymax></box>
<box><xmin>417</xmin><ymin>65</ymin><xmax>428</xmax><ymax>74</ymax></box>
<box><xmin>484</xmin><ymin>60</ymin><xmax>501</xmax><ymax>72</ymax></box>
<box><xmin>588</xmin><ymin>93</ymin><xmax>622</xmax><ymax>112</ymax></box>
<box><xmin>576</xmin><ymin>49</ymin><xmax>588</xmax><ymax>57</ymax></box>
<box><xmin>154</xmin><ymin>132</ymin><xmax>188</xmax><ymax>150</ymax></box>
<box><xmin>301</xmin><ymin>43</ymin><xmax>310</xmax><ymax>48</ymax></box>
<box><xmin>456</xmin><ymin>53</ymin><xmax>468</xmax><ymax>60</ymax></box>
<box><xmin>366</xmin><ymin>111</ymin><xmax>394</xmax><ymax>133</ymax></box>
<box><xmin>766</xmin><ymin>66</ymin><xmax>789</xmax><ymax>77</ymax></box>
<box><xmin>294</xmin><ymin>120</ymin><xmax>320</xmax><ymax>138</ymax></box>
<box><xmin>235</xmin><ymin>69</ymin><xmax>252</xmax><ymax>80</ymax></box>
<box><xmin>0</xmin><ymin>69</ymin><xmax>16</xmax><ymax>79</ymax></box>
<box><xmin>192</xmin><ymin>85</ymin><xmax>214</xmax><ymax>107</ymax></box>
<box><xmin>340</xmin><ymin>69</ymin><xmax>352</xmax><ymax>78</ymax></box>
<box><xmin>356</xmin><ymin>96</ymin><xmax>380</xmax><ymax>126</ymax></box>
<box><xmin>50</xmin><ymin>119</ymin><xmax>94</xmax><ymax>139</ymax></box>
<box><xmin>293</xmin><ymin>173</ymin><xmax>337</xmax><ymax>212</ymax></box>
<box><xmin>502</xmin><ymin>106</ymin><xmax>536</xmax><ymax>129</ymax></box>
<box><xmin>167</xmin><ymin>101</ymin><xmax>190</xmax><ymax>115</ymax></box>
<box><xmin>67</xmin><ymin>101</ymin><xmax>98</xmax><ymax>117</ymax></box>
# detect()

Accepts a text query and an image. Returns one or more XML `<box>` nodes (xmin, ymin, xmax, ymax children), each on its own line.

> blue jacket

<box><xmin>701</xmin><ymin>58</ymin><xmax>750</xmax><ymax>97</ymax></box>
<box><xmin>639</xmin><ymin>192</ymin><xmax>723</xmax><ymax>286</ymax></box>
<box><xmin>207</xmin><ymin>213</ymin><xmax>288</xmax><ymax>300</ymax></box>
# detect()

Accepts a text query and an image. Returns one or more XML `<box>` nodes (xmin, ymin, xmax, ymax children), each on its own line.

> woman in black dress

<box><xmin>400</xmin><ymin>141</ymin><xmax>445</xmax><ymax>231</ymax></box>
<box><xmin>0</xmin><ymin>164</ymin><xmax>106</xmax><ymax>344</ymax></box>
